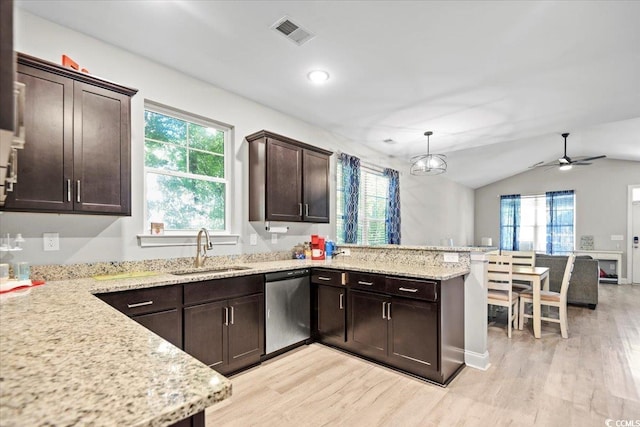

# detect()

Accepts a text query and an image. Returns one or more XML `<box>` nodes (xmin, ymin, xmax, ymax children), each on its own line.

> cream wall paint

<box><xmin>0</xmin><ymin>10</ymin><xmax>474</xmax><ymax>266</ymax></box>
<box><xmin>474</xmin><ymin>159</ymin><xmax>640</xmax><ymax>279</ymax></box>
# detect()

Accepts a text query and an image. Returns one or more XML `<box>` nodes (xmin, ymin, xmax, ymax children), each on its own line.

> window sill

<box><xmin>137</xmin><ymin>233</ymin><xmax>240</xmax><ymax>248</ymax></box>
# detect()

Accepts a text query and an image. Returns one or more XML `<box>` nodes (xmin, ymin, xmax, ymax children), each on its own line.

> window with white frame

<box><xmin>144</xmin><ymin>104</ymin><xmax>230</xmax><ymax>232</ymax></box>
<box><xmin>500</xmin><ymin>192</ymin><xmax>575</xmax><ymax>254</ymax></box>
<box><xmin>336</xmin><ymin>164</ymin><xmax>389</xmax><ymax>245</ymax></box>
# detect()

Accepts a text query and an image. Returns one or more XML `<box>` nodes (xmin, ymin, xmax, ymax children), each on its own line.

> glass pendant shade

<box><xmin>410</xmin><ymin>131</ymin><xmax>447</xmax><ymax>176</ymax></box>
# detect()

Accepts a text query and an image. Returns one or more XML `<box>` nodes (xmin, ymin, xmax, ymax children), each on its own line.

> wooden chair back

<box><xmin>559</xmin><ymin>254</ymin><xmax>576</xmax><ymax>301</ymax></box>
<box><xmin>501</xmin><ymin>250</ymin><xmax>536</xmax><ymax>267</ymax></box>
<box><xmin>487</xmin><ymin>254</ymin><xmax>513</xmax><ymax>292</ymax></box>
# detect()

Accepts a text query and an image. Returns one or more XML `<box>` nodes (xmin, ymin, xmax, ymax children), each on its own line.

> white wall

<box><xmin>474</xmin><ymin>159</ymin><xmax>640</xmax><ymax>278</ymax></box>
<box><xmin>0</xmin><ymin>10</ymin><xmax>474</xmax><ymax>266</ymax></box>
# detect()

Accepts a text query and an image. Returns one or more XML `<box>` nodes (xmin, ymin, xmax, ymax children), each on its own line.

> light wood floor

<box><xmin>207</xmin><ymin>284</ymin><xmax>640</xmax><ymax>426</ymax></box>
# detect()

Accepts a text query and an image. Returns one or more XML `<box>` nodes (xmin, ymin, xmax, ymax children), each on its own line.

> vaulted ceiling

<box><xmin>16</xmin><ymin>0</ymin><xmax>640</xmax><ymax>188</ymax></box>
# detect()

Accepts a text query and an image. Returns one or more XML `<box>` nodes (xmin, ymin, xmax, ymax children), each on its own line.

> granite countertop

<box><xmin>0</xmin><ymin>258</ymin><xmax>469</xmax><ymax>426</ymax></box>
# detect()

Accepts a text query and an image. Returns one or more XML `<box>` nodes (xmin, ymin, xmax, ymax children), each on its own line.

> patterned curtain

<box><xmin>340</xmin><ymin>153</ymin><xmax>361</xmax><ymax>244</ymax></box>
<box><xmin>546</xmin><ymin>190</ymin><xmax>575</xmax><ymax>254</ymax></box>
<box><xmin>500</xmin><ymin>194</ymin><xmax>521</xmax><ymax>251</ymax></box>
<box><xmin>383</xmin><ymin>168</ymin><xmax>401</xmax><ymax>244</ymax></box>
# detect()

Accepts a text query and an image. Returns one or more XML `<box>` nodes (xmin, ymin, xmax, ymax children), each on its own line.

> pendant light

<box><xmin>410</xmin><ymin>131</ymin><xmax>447</xmax><ymax>175</ymax></box>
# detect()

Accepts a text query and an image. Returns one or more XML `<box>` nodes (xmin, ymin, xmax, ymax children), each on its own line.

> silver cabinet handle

<box><xmin>67</xmin><ymin>179</ymin><xmax>71</xmax><ymax>202</ymax></box>
<box><xmin>76</xmin><ymin>180</ymin><xmax>81</xmax><ymax>203</ymax></box>
<box><xmin>387</xmin><ymin>302</ymin><xmax>392</xmax><ymax>320</ymax></box>
<box><xmin>305</xmin><ymin>204</ymin><xmax>309</xmax><ymax>216</ymax></box>
<box><xmin>230</xmin><ymin>306</ymin><xmax>234</xmax><ymax>325</ymax></box>
<box><xmin>224</xmin><ymin>306</ymin><xmax>229</xmax><ymax>326</ymax></box>
<box><xmin>399</xmin><ymin>287</ymin><xmax>418</xmax><ymax>293</ymax></box>
<box><xmin>127</xmin><ymin>301</ymin><xmax>153</xmax><ymax>309</ymax></box>
<box><xmin>382</xmin><ymin>301</ymin><xmax>386</xmax><ymax>319</ymax></box>
<box><xmin>298</xmin><ymin>203</ymin><xmax>302</xmax><ymax>216</ymax></box>
<box><xmin>358</xmin><ymin>281</ymin><xmax>373</xmax><ymax>286</ymax></box>
<box><xmin>339</xmin><ymin>293</ymin><xmax>344</xmax><ymax>309</ymax></box>
<box><xmin>317</xmin><ymin>276</ymin><xmax>331</xmax><ymax>281</ymax></box>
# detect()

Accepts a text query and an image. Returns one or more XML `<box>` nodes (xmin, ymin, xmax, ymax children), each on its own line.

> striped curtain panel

<box><xmin>383</xmin><ymin>168</ymin><xmax>401</xmax><ymax>244</ymax></box>
<box><xmin>339</xmin><ymin>153</ymin><xmax>361</xmax><ymax>244</ymax></box>
<box><xmin>500</xmin><ymin>194</ymin><xmax>521</xmax><ymax>250</ymax></box>
<box><xmin>546</xmin><ymin>190</ymin><xmax>575</xmax><ymax>254</ymax></box>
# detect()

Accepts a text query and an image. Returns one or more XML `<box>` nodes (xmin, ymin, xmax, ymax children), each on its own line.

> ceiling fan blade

<box><xmin>572</xmin><ymin>162</ymin><xmax>592</xmax><ymax>166</ymax></box>
<box><xmin>529</xmin><ymin>161</ymin><xmax>545</xmax><ymax>168</ymax></box>
<box><xmin>579</xmin><ymin>154</ymin><xmax>606</xmax><ymax>162</ymax></box>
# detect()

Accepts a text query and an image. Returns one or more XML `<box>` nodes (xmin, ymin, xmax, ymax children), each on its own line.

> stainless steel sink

<box><xmin>170</xmin><ymin>265</ymin><xmax>253</xmax><ymax>276</ymax></box>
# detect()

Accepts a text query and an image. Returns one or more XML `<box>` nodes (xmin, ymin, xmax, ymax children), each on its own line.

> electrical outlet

<box><xmin>250</xmin><ymin>233</ymin><xmax>257</xmax><ymax>245</ymax></box>
<box><xmin>271</xmin><ymin>234</ymin><xmax>278</xmax><ymax>244</ymax></box>
<box><xmin>443</xmin><ymin>252</ymin><xmax>459</xmax><ymax>263</ymax></box>
<box><xmin>43</xmin><ymin>232</ymin><xmax>60</xmax><ymax>251</ymax></box>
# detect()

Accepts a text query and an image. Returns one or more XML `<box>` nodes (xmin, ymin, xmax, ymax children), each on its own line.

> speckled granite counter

<box><xmin>0</xmin><ymin>257</ymin><xmax>469</xmax><ymax>426</ymax></box>
<box><xmin>0</xmin><ymin>272</ymin><xmax>232</xmax><ymax>427</ymax></box>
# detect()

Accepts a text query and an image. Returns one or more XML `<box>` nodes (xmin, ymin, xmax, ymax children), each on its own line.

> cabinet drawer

<box><xmin>347</xmin><ymin>271</ymin><xmax>385</xmax><ymax>292</ymax></box>
<box><xmin>311</xmin><ymin>269</ymin><xmax>344</xmax><ymax>286</ymax></box>
<box><xmin>98</xmin><ymin>285</ymin><xmax>180</xmax><ymax>316</ymax></box>
<box><xmin>184</xmin><ymin>274</ymin><xmax>263</xmax><ymax>305</ymax></box>
<box><xmin>385</xmin><ymin>277</ymin><xmax>439</xmax><ymax>302</ymax></box>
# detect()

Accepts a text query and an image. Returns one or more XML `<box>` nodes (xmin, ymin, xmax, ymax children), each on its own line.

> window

<box><xmin>336</xmin><ymin>164</ymin><xmax>390</xmax><ymax>245</ymax></box>
<box><xmin>144</xmin><ymin>104</ymin><xmax>230</xmax><ymax>232</ymax></box>
<box><xmin>500</xmin><ymin>191</ymin><xmax>575</xmax><ymax>254</ymax></box>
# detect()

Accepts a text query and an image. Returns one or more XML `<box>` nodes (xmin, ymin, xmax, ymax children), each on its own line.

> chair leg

<box><xmin>559</xmin><ymin>304</ymin><xmax>568</xmax><ymax>339</ymax></box>
<box><xmin>507</xmin><ymin>303</ymin><xmax>512</xmax><ymax>338</ymax></box>
<box><xmin>519</xmin><ymin>299</ymin><xmax>525</xmax><ymax>330</ymax></box>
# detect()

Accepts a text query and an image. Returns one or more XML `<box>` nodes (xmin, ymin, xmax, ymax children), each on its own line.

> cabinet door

<box><xmin>387</xmin><ymin>298</ymin><xmax>439</xmax><ymax>376</ymax></box>
<box><xmin>265</xmin><ymin>138</ymin><xmax>302</xmax><ymax>221</ymax></box>
<box><xmin>226</xmin><ymin>294</ymin><xmax>264</xmax><ymax>374</ymax></box>
<box><xmin>348</xmin><ymin>290</ymin><xmax>390</xmax><ymax>361</ymax></box>
<box><xmin>184</xmin><ymin>301</ymin><xmax>228</xmax><ymax>370</ymax></box>
<box><xmin>73</xmin><ymin>81</ymin><xmax>131</xmax><ymax>214</ymax></box>
<box><xmin>316</xmin><ymin>285</ymin><xmax>346</xmax><ymax>345</ymax></box>
<box><xmin>302</xmin><ymin>149</ymin><xmax>330</xmax><ymax>223</ymax></box>
<box><xmin>0</xmin><ymin>0</ymin><xmax>13</xmax><ymax>132</ymax></box>
<box><xmin>4</xmin><ymin>64</ymin><xmax>73</xmax><ymax>211</ymax></box>
<box><xmin>133</xmin><ymin>309</ymin><xmax>183</xmax><ymax>349</ymax></box>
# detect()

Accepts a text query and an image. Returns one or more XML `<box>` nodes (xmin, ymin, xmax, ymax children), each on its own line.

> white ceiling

<box><xmin>16</xmin><ymin>0</ymin><xmax>640</xmax><ymax>188</ymax></box>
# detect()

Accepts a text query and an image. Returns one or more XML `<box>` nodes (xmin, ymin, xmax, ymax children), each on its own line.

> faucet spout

<box><xmin>194</xmin><ymin>227</ymin><xmax>212</xmax><ymax>267</ymax></box>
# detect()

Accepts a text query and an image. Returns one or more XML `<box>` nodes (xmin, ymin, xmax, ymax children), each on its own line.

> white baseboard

<box><xmin>465</xmin><ymin>350</ymin><xmax>490</xmax><ymax>370</ymax></box>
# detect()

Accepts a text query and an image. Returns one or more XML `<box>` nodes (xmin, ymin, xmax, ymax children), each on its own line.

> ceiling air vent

<box><xmin>271</xmin><ymin>16</ymin><xmax>315</xmax><ymax>46</ymax></box>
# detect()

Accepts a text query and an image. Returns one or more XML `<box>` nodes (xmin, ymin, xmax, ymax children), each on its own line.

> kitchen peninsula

<box><xmin>0</xmin><ymin>245</ymin><xmax>490</xmax><ymax>426</ymax></box>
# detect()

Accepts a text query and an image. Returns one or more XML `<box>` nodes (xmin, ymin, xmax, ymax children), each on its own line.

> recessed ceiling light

<box><xmin>307</xmin><ymin>70</ymin><xmax>330</xmax><ymax>84</ymax></box>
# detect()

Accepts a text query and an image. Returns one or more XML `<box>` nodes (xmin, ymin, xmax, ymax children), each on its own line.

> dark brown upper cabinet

<box><xmin>0</xmin><ymin>0</ymin><xmax>14</xmax><ymax>132</ymax></box>
<box><xmin>247</xmin><ymin>130</ymin><xmax>332</xmax><ymax>223</ymax></box>
<box><xmin>2</xmin><ymin>53</ymin><xmax>138</xmax><ymax>215</ymax></box>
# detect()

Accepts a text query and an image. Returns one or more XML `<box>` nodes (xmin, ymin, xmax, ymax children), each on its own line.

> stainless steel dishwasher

<box><xmin>265</xmin><ymin>269</ymin><xmax>310</xmax><ymax>355</ymax></box>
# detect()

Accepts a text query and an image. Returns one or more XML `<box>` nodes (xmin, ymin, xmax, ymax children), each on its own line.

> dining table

<box><xmin>512</xmin><ymin>265</ymin><xmax>550</xmax><ymax>338</ymax></box>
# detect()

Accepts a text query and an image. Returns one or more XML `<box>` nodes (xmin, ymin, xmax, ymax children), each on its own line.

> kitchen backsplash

<box><xmin>30</xmin><ymin>251</ymin><xmax>294</xmax><ymax>281</ymax></box>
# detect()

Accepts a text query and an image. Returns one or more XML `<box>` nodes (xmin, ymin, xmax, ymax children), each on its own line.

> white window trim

<box><xmin>139</xmin><ymin>100</ymin><xmax>236</xmax><ymax>247</ymax></box>
<box><xmin>136</xmin><ymin>233</ymin><xmax>240</xmax><ymax>248</ymax></box>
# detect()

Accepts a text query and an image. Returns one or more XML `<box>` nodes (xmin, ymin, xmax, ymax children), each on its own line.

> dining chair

<box><xmin>487</xmin><ymin>254</ymin><xmax>519</xmax><ymax>338</ymax></box>
<box><xmin>519</xmin><ymin>254</ymin><xmax>575</xmax><ymax>338</ymax></box>
<box><xmin>501</xmin><ymin>250</ymin><xmax>536</xmax><ymax>292</ymax></box>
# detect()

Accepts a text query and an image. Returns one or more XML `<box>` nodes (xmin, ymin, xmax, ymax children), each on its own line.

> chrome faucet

<box><xmin>194</xmin><ymin>228</ymin><xmax>213</xmax><ymax>268</ymax></box>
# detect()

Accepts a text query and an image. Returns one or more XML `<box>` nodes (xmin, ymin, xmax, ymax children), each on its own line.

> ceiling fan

<box><xmin>530</xmin><ymin>132</ymin><xmax>607</xmax><ymax>171</ymax></box>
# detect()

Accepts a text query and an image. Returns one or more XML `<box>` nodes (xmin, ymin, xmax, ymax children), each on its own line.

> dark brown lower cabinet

<box><xmin>133</xmin><ymin>308</ymin><xmax>182</xmax><ymax>349</ymax></box>
<box><xmin>169</xmin><ymin>411</ymin><xmax>204</xmax><ymax>427</ymax></box>
<box><xmin>97</xmin><ymin>285</ymin><xmax>182</xmax><ymax>349</ymax></box>
<box><xmin>348</xmin><ymin>290</ymin><xmax>390</xmax><ymax>362</ymax></box>
<box><xmin>387</xmin><ymin>297</ymin><xmax>439</xmax><ymax>377</ymax></box>
<box><xmin>344</xmin><ymin>274</ymin><xmax>465</xmax><ymax>385</ymax></box>
<box><xmin>315</xmin><ymin>284</ymin><xmax>347</xmax><ymax>348</ymax></box>
<box><xmin>184</xmin><ymin>293</ymin><xmax>264</xmax><ymax>376</ymax></box>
